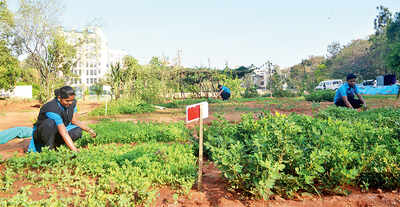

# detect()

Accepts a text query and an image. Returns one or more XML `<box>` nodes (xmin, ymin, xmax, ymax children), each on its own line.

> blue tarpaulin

<box><xmin>357</xmin><ymin>84</ymin><xmax>399</xmax><ymax>95</ymax></box>
<box><xmin>0</xmin><ymin>127</ymin><xmax>33</xmax><ymax>144</ymax></box>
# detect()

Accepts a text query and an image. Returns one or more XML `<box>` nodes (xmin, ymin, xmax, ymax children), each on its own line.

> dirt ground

<box><xmin>1</xmin><ymin>97</ymin><xmax>400</xmax><ymax>206</ymax></box>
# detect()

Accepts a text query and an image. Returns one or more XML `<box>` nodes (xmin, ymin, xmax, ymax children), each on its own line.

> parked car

<box><xmin>362</xmin><ymin>80</ymin><xmax>377</xmax><ymax>87</ymax></box>
<box><xmin>315</xmin><ymin>80</ymin><xmax>343</xmax><ymax>90</ymax></box>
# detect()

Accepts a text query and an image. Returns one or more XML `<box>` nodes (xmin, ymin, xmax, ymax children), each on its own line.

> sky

<box><xmin>8</xmin><ymin>0</ymin><xmax>400</xmax><ymax>69</ymax></box>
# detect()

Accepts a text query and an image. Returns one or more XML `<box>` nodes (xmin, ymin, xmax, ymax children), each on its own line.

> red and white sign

<box><xmin>186</xmin><ymin>102</ymin><xmax>208</xmax><ymax>123</ymax></box>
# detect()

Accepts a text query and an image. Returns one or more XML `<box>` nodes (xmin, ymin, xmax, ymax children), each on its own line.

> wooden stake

<box><xmin>105</xmin><ymin>99</ymin><xmax>108</xmax><ymax>116</ymax></box>
<box><xmin>197</xmin><ymin>105</ymin><xmax>204</xmax><ymax>191</ymax></box>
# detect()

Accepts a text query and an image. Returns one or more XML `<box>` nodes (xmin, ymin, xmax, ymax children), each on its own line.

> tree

<box><xmin>0</xmin><ymin>1</ymin><xmax>20</xmax><ymax>91</ymax></box>
<box><xmin>386</xmin><ymin>12</ymin><xmax>400</xmax><ymax>73</ymax></box>
<box><xmin>12</xmin><ymin>0</ymin><xmax>77</xmax><ymax>103</ymax></box>
<box><xmin>107</xmin><ymin>63</ymin><xmax>124</xmax><ymax>100</ymax></box>
<box><xmin>91</xmin><ymin>83</ymin><xmax>103</xmax><ymax>101</ymax></box>
<box><xmin>327</xmin><ymin>41</ymin><xmax>342</xmax><ymax>58</ymax></box>
<box><xmin>368</xmin><ymin>6</ymin><xmax>393</xmax><ymax>75</ymax></box>
<box><xmin>0</xmin><ymin>41</ymin><xmax>20</xmax><ymax>91</ymax></box>
<box><xmin>374</xmin><ymin>5</ymin><xmax>393</xmax><ymax>36</ymax></box>
<box><xmin>0</xmin><ymin>0</ymin><xmax>18</xmax><ymax>53</ymax></box>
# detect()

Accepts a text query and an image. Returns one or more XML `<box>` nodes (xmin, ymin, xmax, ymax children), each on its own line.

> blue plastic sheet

<box><xmin>357</xmin><ymin>85</ymin><xmax>399</xmax><ymax>95</ymax></box>
<box><xmin>0</xmin><ymin>127</ymin><xmax>33</xmax><ymax>144</ymax></box>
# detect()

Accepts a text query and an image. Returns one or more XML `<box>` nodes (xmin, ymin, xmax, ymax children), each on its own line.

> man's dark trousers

<box><xmin>221</xmin><ymin>91</ymin><xmax>231</xmax><ymax>101</ymax></box>
<box><xmin>335</xmin><ymin>97</ymin><xmax>363</xmax><ymax>109</ymax></box>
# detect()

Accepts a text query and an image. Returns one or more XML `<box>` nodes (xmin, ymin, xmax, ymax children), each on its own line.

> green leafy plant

<box><xmin>204</xmin><ymin>110</ymin><xmax>400</xmax><ymax>199</ymax></box>
<box><xmin>305</xmin><ymin>90</ymin><xmax>336</xmax><ymax>102</ymax></box>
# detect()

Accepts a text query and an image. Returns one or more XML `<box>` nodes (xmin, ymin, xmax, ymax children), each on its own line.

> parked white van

<box><xmin>315</xmin><ymin>80</ymin><xmax>343</xmax><ymax>90</ymax></box>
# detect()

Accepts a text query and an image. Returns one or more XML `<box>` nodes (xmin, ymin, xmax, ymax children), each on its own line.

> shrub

<box><xmin>242</xmin><ymin>87</ymin><xmax>259</xmax><ymax>98</ymax></box>
<box><xmin>272</xmin><ymin>89</ymin><xmax>299</xmax><ymax>98</ymax></box>
<box><xmin>305</xmin><ymin>90</ymin><xmax>336</xmax><ymax>102</ymax></box>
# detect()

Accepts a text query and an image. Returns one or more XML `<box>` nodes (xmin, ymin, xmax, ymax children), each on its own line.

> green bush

<box><xmin>305</xmin><ymin>90</ymin><xmax>336</xmax><ymax>102</ymax></box>
<box><xmin>272</xmin><ymin>89</ymin><xmax>299</xmax><ymax>98</ymax></box>
<box><xmin>204</xmin><ymin>112</ymin><xmax>400</xmax><ymax>199</ymax></box>
<box><xmin>77</xmin><ymin>121</ymin><xmax>191</xmax><ymax>146</ymax></box>
<box><xmin>89</xmin><ymin>98</ymin><xmax>155</xmax><ymax>116</ymax></box>
<box><xmin>318</xmin><ymin>106</ymin><xmax>400</xmax><ymax>136</ymax></box>
<box><xmin>242</xmin><ymin>87</ymin><xmax>259</xmax><ymax>98</ymax></box>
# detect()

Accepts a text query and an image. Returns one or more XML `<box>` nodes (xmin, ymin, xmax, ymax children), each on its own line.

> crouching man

<box><xmin>334</xmin><ymin>74</ymin><xmax>366</xmax><ymax>109</ymax></box>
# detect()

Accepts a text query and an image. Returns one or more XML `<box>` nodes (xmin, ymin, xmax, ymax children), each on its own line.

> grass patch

<box><xmin>89</xmin><ymin>99</ymin><xmax>155</xmax><ymax>116</ymax></box>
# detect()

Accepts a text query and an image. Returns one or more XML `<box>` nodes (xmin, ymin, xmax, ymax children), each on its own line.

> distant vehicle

<box><xmin>362</xmin><ymin>80</ymin><xmax>376</xmax><ymax>87</ymax></box>
<box><xmin>315</xmin><ymin>80</ymin><xmax>343</xmax><ymax>90</ymax></box>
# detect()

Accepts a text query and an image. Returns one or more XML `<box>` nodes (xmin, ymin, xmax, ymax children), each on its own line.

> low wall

<box><xmin>357</xmin><ymin>85</ymin><xmax>399</xmax><ymax>95</ymax></box>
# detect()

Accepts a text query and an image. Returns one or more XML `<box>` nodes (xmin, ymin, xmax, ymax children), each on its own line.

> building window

<box><xmin>94</xmin><ymin>78</ymin><xmax>97</xmax><ymax>83</ymax></box>
<box><xmin>87</xmin><ymin>78</ymin><xmax>89</xmax><ymax>84</ymax></box>
<box><xmin>79</xmin><ymin>70</ymin><xmax>81</xmax><ymax>75</ymax></box>
<box><xmin>94</xmin><ymin>70</ymin><xmax>97</xmax><ymax>75</ymax></box>
<box><xmin>87</xmin><ymin>70</ymin><xmax>89</xmax><ymax>75</ymax></box>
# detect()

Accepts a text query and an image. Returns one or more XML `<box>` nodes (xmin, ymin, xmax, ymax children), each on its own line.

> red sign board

<box><xmin>187</xmin><ymin>105</ymin><xmax>200</xmax><ymax>122</ymax></box>
<box><xmin>186</xmin><ymin>102</ymin><xmax>208</xmax><ymax>123</ymax></box>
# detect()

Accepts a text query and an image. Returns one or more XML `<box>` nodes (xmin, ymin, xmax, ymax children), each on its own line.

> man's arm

<box><xmin>71</xmin><ymin>113</ymin><xmax>96</xmax><ymax>137</ymax></box>
<box><xmin>355</xmin><ymin>86</ymin><xmax>366</xmax><ymax>107</ymax></box>
<box><xmin>341</xmin><ymin>96</ymin><xmax>353</xmax><ymax>109</ymax></box>
<box><xmin>356</xmin><ymin>93</ymin><xmax>366</xmax><ymax>107</ymax></box>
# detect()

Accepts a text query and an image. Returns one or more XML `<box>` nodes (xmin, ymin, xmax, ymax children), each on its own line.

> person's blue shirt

<box><xmin>28</xmin><ymin>100</ymin><xmax>78</xmax><ymax>152</ymax></box>
<box><xmin>221</xmin><ymin>86</ymin><xmax>231</xmax><ymax>94</ymax></box>
<box><xmin>334</xmin><ymin>83</ymin><xmax>359</xmax><ymax>103</ymax></box>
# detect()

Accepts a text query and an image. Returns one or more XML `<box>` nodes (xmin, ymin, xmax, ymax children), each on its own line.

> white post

<box><xmin>105</xmin><ymin>98</ymin><xmax>108</xmax><ymax>116</ymax></box>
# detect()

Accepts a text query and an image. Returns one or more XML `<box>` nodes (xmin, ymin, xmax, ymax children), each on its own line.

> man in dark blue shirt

<box><xmin>334</xmin><ymin>74</ymin><xmax>366</xmax><ymax>109</ymax></box>
<box><xmin>218</xmin><ymin>84</ymin><xmax>231</xmax><ymax>101</ymax></box>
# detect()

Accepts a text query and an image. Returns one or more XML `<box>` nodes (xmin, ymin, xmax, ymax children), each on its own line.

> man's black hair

<box><xmin>218</xmin><ymin>84</ymin><xmax>222</xmax><ymax>88</ymax></box>
<box><xmin>54</xmin><ymin>86</ymin><xmax>75</xmax><ymax>99</ymax></box>
<box><xmin>346</xmin><ymin>74</ymin><xmax>357</xmax><ymax>81</ymax></box>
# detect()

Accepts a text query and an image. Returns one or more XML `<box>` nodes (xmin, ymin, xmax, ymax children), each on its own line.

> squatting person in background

<box><xmin>28</xmin><ymin>86</ymin><xmax>97</xmax><ymax>152</ymax></box>
<box><xmin>334</xmin><ymin>74</ymin><xmax>367</xmax><ymax>109</ymax></box>
<box><xmin>217</xmin><ymin>84</ymin><xmax>231</xmax><ymax>101</ymax></box>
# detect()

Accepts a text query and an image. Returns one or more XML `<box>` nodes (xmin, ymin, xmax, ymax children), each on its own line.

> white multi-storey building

<box><xmin>63</xmin><ymin>27</ymin><xmax>127</xmax><ymax>87</ymax></box>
